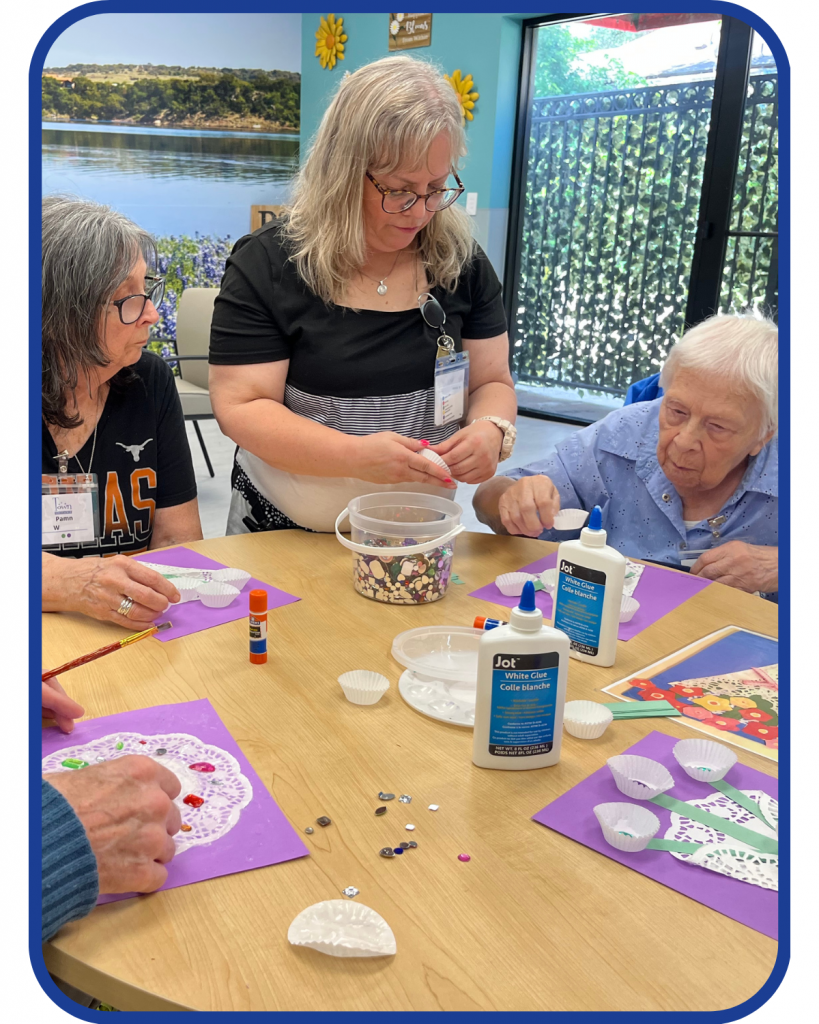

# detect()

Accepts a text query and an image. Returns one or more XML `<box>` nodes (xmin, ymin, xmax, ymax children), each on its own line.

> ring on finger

<box><xmin>117</xmin><ymin>596</ymin><xmax>135</xmax><ymax>618</ymax></box>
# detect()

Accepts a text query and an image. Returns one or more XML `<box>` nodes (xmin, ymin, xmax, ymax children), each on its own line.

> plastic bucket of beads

<box><xmin>334</xmin><ymin>493</ymin><xmax>465</xmax><ymax>604</ymax></box>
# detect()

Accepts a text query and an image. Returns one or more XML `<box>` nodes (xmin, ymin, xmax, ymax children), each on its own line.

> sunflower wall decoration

<box><xmin>315</xmin><ymin>14</ymin><xmax>347</xmax><ymax>70</ymax></box>
<box><xmin>444</xmin><ymin>69</ymin><xmax>479</xmax><ymax>124</ymax></box>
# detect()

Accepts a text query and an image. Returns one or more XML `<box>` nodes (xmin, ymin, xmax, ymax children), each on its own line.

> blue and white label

<box><xmin>554</xmin><ymin>559</ymin><xmax>607</xmax><ymax>656</ymax></box>
<box><xmin>488</xmin><ymin>652</ymin><xmax>560</xmax><ymax>756</ymax></box>
<box><xmin>249</xmin><ymin>616</ymin><xmax>267</xmax><ymax>655</ymax></box>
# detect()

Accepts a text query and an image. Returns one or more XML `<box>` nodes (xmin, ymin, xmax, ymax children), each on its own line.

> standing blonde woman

<box><xmin>209</xmin><ymin>55</ymin><xmax>517</xmax><ymax>533</ymax></box>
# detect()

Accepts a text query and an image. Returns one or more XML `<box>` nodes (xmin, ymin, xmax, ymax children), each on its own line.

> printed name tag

<box><xmin>41</xmin><ymin>492</ymin><xmax>97</xmax><ymax>545</ymax></box>
<box><xmin>434</xmin><ymin>352</ymin><xmax>470</xmax><ymax>427</ymax></box>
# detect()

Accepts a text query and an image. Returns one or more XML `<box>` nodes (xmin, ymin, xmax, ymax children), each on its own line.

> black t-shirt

<box><xmin>208</xmin><ymin>225</ymin><xmax>507</xmax><ymax>443</ymax></box>
<box><xmin>42</xmin><ymin>351</ymin><xmax>197</xmax><ymax>557</ymax></box>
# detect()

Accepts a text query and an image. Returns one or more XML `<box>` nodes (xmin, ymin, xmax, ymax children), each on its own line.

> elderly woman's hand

<box><xmin>42</xmin><ymin>677</ymin><xmax>85</xmax><ymax>734</ymax></box>
<box><xmin>430</xmin><ymin>421</ymin><xmax>505</xmax><ymax>484</ymax></box>
<box><xmin>43</xmin><ymin>553</ymin><xmax>181</xmax><ymax>627</ymax></box>
<box><xmin>352</xmin><ymin>432</ymin><xmax>456</xmax><ymax>489</ymax></box>
<box><xmin>497</xmin><ymin>475</ymin><xmax>562</xmax><ymax>537</ymax></box>
<box><xmin>690</xmin><ymin>541</ymin><xmax>778</xmax><ymax>593</ymax></box>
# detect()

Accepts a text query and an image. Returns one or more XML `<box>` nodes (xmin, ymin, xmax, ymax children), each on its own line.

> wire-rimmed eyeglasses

<box><xmin>111</xmin><ymin>276</ymin><xmax>165</xmax><ymax>325</ymax></box>
<box><xmin>366</xmin><ymin>170</ymin><xmax>465</xmax><ymax>214</ymax></box>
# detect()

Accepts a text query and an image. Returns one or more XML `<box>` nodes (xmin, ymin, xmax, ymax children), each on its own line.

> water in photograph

<box><xmin>42</xmin><ymin>121</ymin><xmax>300</xmax><ymax>238</ymax></box>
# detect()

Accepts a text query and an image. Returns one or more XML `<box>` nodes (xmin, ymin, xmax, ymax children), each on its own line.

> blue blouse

<box><xmin>504</xmin><ymin>399</ymin><xmax>778</xmax><ymax>567</ymax></box>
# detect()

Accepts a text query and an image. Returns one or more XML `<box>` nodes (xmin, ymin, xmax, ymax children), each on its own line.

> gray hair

<box><xmin>42</xmin><ymin>194</ymin><xmax>156</xmax><ymax>428</ymax></box>
<box><xmin>659</xmin><ymin>313</ymin><xmax>778</xmax><ymax>436</ymax></box>
<box><xmin>284</xmin><ymin>54</ymin><xmax>474</xmax><ymax>304</ymax></box>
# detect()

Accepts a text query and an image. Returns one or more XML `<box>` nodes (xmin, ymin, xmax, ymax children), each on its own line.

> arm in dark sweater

<box><xmin>41</xmin><ymin>779</ymin><xmax>99</xmax><ymax>943</ymax></box>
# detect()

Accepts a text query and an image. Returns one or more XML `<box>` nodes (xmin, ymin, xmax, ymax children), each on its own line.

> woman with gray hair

<box><xmin>42</xmin><ymin>196</ymin><xmax>203</xmax><ymax>626</ymax></box>
<box><xmin>209</xmin><ymin>55</ymin><xmax>517</xmax><ymax>533</ymax></box>
<box><xmin>473</xmin><ymin>314</ymin><xmax>779</xmax><ymax>596</ymax></box>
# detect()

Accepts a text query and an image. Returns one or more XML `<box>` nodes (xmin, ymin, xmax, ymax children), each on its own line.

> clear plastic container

<box><xmin>335</xmin><ymin>493</ymin><xmax>464</xmax><ymax>604</ymax></box>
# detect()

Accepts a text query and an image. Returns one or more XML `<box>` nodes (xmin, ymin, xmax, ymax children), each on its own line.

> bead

<box><xmin>398</xmin><ymin>794</ymin><xmax>412</xmax><ymax>804</ymax></box>
<box><xmin>115</xmin><ymin>741</ymin><xmax>124</xmax><ymax>750</ymax></box>
<box><xmin>183</xmin><ymin>794</ymin><xmax>204</xmax><ymax>808</ymax></box>
<box><xmin>458</xmin><ymin>853</ymin><xmax>471</xmax><ymax>862</ymax></box>
<box><xmin>378</xmin><ymin>792</ymin><xmax>395</xmax><ymax>801</ymax></box>
<box><xmin>189</xmin><ymin>762</ymin><xmax>215</xmax><ymax>773</ymax></box>
<box><xmin>341</xmin><ymin>886</ymin><xmax>360</xmax><ymax>899</ymax></box>
<box><xmin>95</xmin><ymin>756</ymin><xmax>106</xmax><ymax>763</ymax></box>
<box><xmin>180</xmin><ymin>824</ymin><xmax>192</xmax><ymax>832</ymax></box>
<box><xmin>155</xmin><ymin>748</ymin><xmax>167</xmax><ymax>755</ymax></box>
<box><xmin>375</xmin><ymin>806</ymin><xmax>387</xmax><ymax>816</ymax></box>
<box><xmin>408</xmin><ymin>840</ymin><xmax>417</xmax><ymax>848</ymax></box>
<box><xmin>405</xmin><ymin>824</ymin><xmax>415</xmax><ymax>831</ymax></box>
<box><xmin>304</xmin><ymin>827</ymin><xmax>314</xmax><ymax>834</ymax></box>
<box><xmin>428</xmin><ymin>804</ymin><xmax>439</xmax><ymax>811</ymax></box>
<box><xmin>393</xmin><ymin>847</ymin><xmax>404</xmax><ymax>855</ymax></box>
<box><xmin>139</xmin><ymin>740</ymin><xmax>147</xmax><ymax>745</ymax></box>
<box><xmin>61</xmin><ymin>758</ymin><xmax>89</xmax><ymax>770</ymax></box>
<box><xmin>379</xmin><ymin>847</ymin><xmax>395</xmax><ymax>858</ymax></box>
<box><xmin>399</xmin><ymin>842</ymin><xmax>410</xmax><ymax>849</ymax></box>
<box><xmin>316</xmin><ymin>816</ymin><xmax>332</xmax><ymax>827</ymax></box>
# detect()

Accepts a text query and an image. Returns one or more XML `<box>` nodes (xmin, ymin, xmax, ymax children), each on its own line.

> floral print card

<box><xmin>602</xmin><ymin>627</ymin><xmax>779</xmax><ymax>761</ymax></box>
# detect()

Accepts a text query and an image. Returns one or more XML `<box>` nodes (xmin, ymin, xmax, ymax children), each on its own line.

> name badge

<box><xmin>434</xmin><ymin>351</ymin><xmax>470</xmax><ymax>427</ymax></box>
<box><xmin>42</xmin><ymin>474</ymin><xmax>100</xmax><ymax>546</ymax></box>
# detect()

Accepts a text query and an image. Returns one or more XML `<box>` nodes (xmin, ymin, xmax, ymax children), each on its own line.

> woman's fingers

<box><xmin>117</xmin><ymin>577</ymin><xmax>173</xmax><ymax>614</ymax></box>
<box><xmin>124</xmin><ymin>561</ymin><xmax>181</xmax><ymax>603</ymax></box>
<box><xmin>109</xmin><ymin>602</ymin><xmax>158</xmax><ymax>628</ymax></box>
<box><xmin>42</xmin><ymin>683</ymin><xmax>85</xmax><ymax>722</ymax></box>
<box><xmin>407</xmin><ymin>452</ymin><xmax>452</xmax><ymax>485</ymax></box>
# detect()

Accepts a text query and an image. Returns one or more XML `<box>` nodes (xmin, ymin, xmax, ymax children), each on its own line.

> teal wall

<box><xmin>300</xmin><ymin>13</ymin><xmax>526</xmax><ymax>276</ymax></box>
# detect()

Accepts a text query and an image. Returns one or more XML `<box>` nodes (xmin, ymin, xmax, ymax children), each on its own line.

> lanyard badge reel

<box><xmin>42</xmin><ymin>450</ymin><xmax>101</xmax><ymax>547</ymax></box>
<box><xmin>419</xmin><ymin>292</ymin><xmax>470</xmax><ymax>427</ymax></box>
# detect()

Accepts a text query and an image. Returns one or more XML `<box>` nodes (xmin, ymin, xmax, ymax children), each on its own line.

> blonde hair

<box><xmin>284</xmin><ymin>55</ymin><xmax>475</xmax><ymax>303</ymax></box>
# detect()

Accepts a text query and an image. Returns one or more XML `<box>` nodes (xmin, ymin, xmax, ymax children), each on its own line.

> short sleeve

<box><xmin>152</xmin><ymin>358</ymin><xmax>198</xmax><ymax>509</ymax></box>
<box><xmin>460</xmin><ymin>245</ymin><xmax>508</xmax><ymax>339</ymax></box>
<box><xmin>209</xmin><ymin>232</ymin><xmax>293</xmax><ymax>365</ymax></box>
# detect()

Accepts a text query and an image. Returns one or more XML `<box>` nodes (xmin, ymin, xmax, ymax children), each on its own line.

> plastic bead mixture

<box><xmin>183</xmin><ymin>794</ymin><xmax>204</xmax><ymax>808</ymax></box>
<box><xmin>458</xmin><ymin>854</ymin><xmax>471</xmax><ymax>862</ymax></box>
<box><xmin>398</xmin><ymin>794</ymin><xmax>412</xmax><ymax>804</ymax></box>
<box><xmin>316</xmin><ymin>816</ymin><xmax>332</xmax><ymax>827</ymax></box>
<box><xmin>353</xmin><ymin>543</ymin><xmax>455</xmax><ymax>605</ymax></box>
<box><xmin>341</xmin><ymin>886</ymin><xmax>360</xmax><ymax>899</ymax></box>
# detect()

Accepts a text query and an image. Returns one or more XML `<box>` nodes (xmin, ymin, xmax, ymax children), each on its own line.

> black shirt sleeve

<box><xmin>209</xmin><ymin>231</ymin><xmax>293</xmax><ymax>365</ymax></box>
<box><xmin>459</xmin><ymin>244</ymin><xmax>508</xmax><ymax>340</ymax></box>
<box><xmin>151</xmin><ymin>355</ymin><xmax>198</xmax><ymax>509</ymax></box>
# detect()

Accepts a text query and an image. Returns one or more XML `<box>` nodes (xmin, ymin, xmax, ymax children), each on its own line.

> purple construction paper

<box><xmin>42</xmin><ymin>699</ymin><xmax>310</xmax><ymax>903</ymax></box>
<box><xmin>468</xmin><ymin>553</ymin><xmax>711</xmax><ymax>641</ymax></box>
<box><xmin>134</xmin><ymin>546</ymin><xmax>300</xmax><ymax>641</ymax></box>
<box><xmin>532</xmin><ymin>731</ymin><xmax>778</xmax><ymax>938</ymax></box>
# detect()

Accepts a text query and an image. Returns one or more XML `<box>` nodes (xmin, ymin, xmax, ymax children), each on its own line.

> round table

<box><xmin>41</xmin><ymin>531</ymin><xmax>778</xmax><ymax>1012</ymax></box>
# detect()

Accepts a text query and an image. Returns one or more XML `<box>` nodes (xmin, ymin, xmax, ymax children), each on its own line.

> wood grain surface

<box><xmin>41</xmin><ymin>531</ymin><xmax>779</xmax><ymax>1012</ymax></box>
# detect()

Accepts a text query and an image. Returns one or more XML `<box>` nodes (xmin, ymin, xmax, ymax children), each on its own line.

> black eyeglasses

<box><xmin>366</xmin><ymin>170</ymin><xmax>465</xmax><ymax>214</ymax></box>
<box><xmin>111</xmin><ymin>276</ymin><xmax>165</xmax><ymax>325</ymax></box>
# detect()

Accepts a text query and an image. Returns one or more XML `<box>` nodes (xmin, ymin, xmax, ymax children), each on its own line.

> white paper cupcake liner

<box><xmin>198</xmin><ymin>582</ymin><xmax>241</xmax><ymax>608</ymax></box>
<box><xmin>563</xmin><ymin>700</ymin><xmax>614</xmax><ymax>739</ymax></box>
<box><xmin>338</xmin><ymin>670</ymin><xmax>390</xmax><ymax>706</ymax></box>
<box><xmin>673</xmin><ymin>738</ymin><xmax>737</xmax><ymax>782</ymax></box>
<box><xmin>211</xmin><ymin>568</ymin><xmax>251</xmax><ymax>591</ymax></box>
<box><xmin>420</xmin><ymin>448</ymin><xmax>451</xmax><ymax>473</ymax></box>
<box><xmin>495</xmin><ymin>572</ymin><xmax>536</xmax><ymax>597</ymax></box>
<box><xmin>608</xmin><ymin>754</ymin><xmax>674</xmax><ymax>800</ymax></box>
<box><xmin>174</xmin><ymin>578</ymin><xmax>204</xmax><ymax>603</ymax></box>
<box><xmin>539</xmin><ymin>568</ymin><xmax>557</xmax><ymax>592</ymax></box>
<box><xmin>594</xmin><ymin>802</ymin><xmax>661</xmax><ymax>852</ymax></box>
<box><xmin>619</xmin><ymin>596</ymin><xmax>640</xmax><ymax>623</ymax></box>
<box><xmin>287</xmin><ymin>899</ymin><xmax>397</xmax><ymax>957</ymax></box>
<box><xmin>552</xmin><ymin>508</ymin><xmax>588</xmax><ymax>530</ymax></box>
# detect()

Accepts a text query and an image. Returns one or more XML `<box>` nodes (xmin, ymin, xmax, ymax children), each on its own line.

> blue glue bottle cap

<box><xmin>519</xmin><ymin>579</ymin><xmax>536</xmax><ymax>611</ymax></box>
<box><xmin>510</xmin><ymin>579</ymin><xmax>542</xmax><ymax>631</ymax></box>
<box><xmin>581</xmin><ymin>505</ymin><xmax>607</xmax><ymax>547</ymax></box>
<box><xmin>588</xmin><ymin>505</ymin><xmax>603</xmax><ymax>530</ymax></box>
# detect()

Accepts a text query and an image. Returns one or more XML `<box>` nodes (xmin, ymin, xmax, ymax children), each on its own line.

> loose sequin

<box><xmin>379</xmin><ymin>847</ymin><xmax>395</xmax><ymax>858</ymax></box>
<box><xmin>458</xmin><ymin>853</ymin><xmax>471</xmax><ymax>862</ymax></box>
<box><xmin>398</xmin><ymin>794</ymin><xmax>412</xmax><ymax>804</ymax></box>
<box><xmin>399</xmin><ymin>842</ymin><xmax>410</xmax><ymax>849</ymax></box>
<box><xmin>316</xmin><ymin>816</ymin><xmax>332</xmax><ymax>827</ymax></box>
<box><xmin>155</xmin><ymin>748</ymin><xmax>167</xmax><ymax>756</ymax></box>
<box><xmin>341</xmin><ymin>886</ymin><xmax>360</xmax><ymax>899</ymax></box>
<box><xmin>115</xmin><ymin>741</ymin><xmax>123</xmax><ymax>750</ymax></box>
<box><xmin>408</xmin><ymin>841</ymin><xmax>418</xmax><ymax>848</ymax></box>
<box><xmin>183</xmin><ymin>794</ymin><xmax>204</xmax><ymax>808</ymax></box>
<box><xmin>304</xmin><ymin>827</ymin><xmax>314</xmax><ymax>834</ymax></box>
<box><xmin>393</xmin><ymin>847</ymin><xmax>405</xmax><ymax>855</ymax></box>
<box><xmin>180</xmin><ymin>824</ymin><xmax>192</xmax><ymax>833</ymax></box>
<box><xmin>428</xmin><ymin>804</ymin><xmax>439</xmax><ymax>811</ymax></box>
<box><xmin>375</xmin><ymin>806</ymin><xmax>387</xmax><ymax>816</ymax></box>
<box><xmin>378</xmin><ymin>792</ymin><xmax>395</xmax><ymax>801</ymax></box>
<box><xmin>189</xmin><ymin>762</ymin><xmax>216</xmax><ymax>773</ymax></box>
<box><xmin>405</xmin><ymin>824</ymin><xmax>415</xmax><ymax>831</ymax></box>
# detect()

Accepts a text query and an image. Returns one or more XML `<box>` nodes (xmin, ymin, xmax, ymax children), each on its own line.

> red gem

<box><xmin>183</xmin><ymin>794</ymin><xmax>204</xmax><ymax>808</ymax></box>
<box><xmin>189</xmin><ymin>762</ymin><xmax>215</xmax><ymax>773</ymax></box>
<box><xmin>139</xmin><ymin>740</ymin><xmax>147</xmax><ymax>745</ymax></box>
<box><xmin>458</xmin><ymin>853</ymin><xmax>471</xmax><ymax>862</ymax></box>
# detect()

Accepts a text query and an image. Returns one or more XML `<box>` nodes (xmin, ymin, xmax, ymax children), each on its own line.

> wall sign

<box><xmin>389</xmin><ymin>13</ymin><xmax>432</xmax><ymax>50</ymax></box>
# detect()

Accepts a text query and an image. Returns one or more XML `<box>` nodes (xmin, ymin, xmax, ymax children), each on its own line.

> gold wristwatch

<box><xmin>471</xmin><ymin>416</ymin><xmax>517</xmax><ymax>461</ymax></box>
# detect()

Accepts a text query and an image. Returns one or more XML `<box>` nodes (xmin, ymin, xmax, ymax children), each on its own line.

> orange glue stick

<box><xmin>249</xmin><ymin>589</ymin><xmax>268</xmax><ymax>664</ymax></box>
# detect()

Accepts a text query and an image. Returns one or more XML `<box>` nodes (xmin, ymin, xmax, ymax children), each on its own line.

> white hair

<box><xmin>659</xmin><ymin>313</ymin><xmax>778</xmax><ymax>436</ymax></box>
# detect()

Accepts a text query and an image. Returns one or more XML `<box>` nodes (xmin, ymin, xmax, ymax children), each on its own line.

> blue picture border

<box><xmin>29</xmin><ymin>2</ymin><xmax>789</xmax><ymax>1020</ymax></box>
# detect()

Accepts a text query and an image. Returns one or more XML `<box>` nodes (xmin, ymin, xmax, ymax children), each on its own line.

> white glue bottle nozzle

<box><xmin>509</xmin><ymin>580</ymin><xmax>543</xmax><ymax>632</ymax></box>
<box><xmin>580</xmin><ymin>504</ymin><xmax>606</xmax><ymax>548</ymax></box>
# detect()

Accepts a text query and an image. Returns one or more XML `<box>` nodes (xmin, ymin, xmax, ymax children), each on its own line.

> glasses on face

<box><xmin>111</xmin><ymin>276</ymin><xmax>165</xmax><ymax>325</ymax></box>
<box><xmin>366</xmin><ymin>170</ymin><xmax>465</xmax><ymax>214</ymax></box>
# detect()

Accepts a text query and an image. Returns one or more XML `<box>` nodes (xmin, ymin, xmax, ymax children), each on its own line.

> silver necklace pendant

<box><xmin>377</xmin><ymin>281</ymin><xmax>388</xmax><ymax>295</ymax></box>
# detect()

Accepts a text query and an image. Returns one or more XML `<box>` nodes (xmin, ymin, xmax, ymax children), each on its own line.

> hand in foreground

<box><xmin>430</xmin><ymin>420</ymin><xmax>505</xmax><ymax>484</ymax></box>
<box><xmin>42</xmin><ymin>677</ymin><xmax>84</xmax><ymax>734</ymax></box>
<box><xmin>52</xmin><ymin>554</ymin><xmax>181</xmax><ymax>627</ymax></box>
<box><xmin>44</xmin><ymin>756</ymin><xmax>182</xmax><ymax>895</ymax></box>
<box><xmin>353</xmin><ymin>432</ymin><xmax>456</xmax><ymax>488</ymax></box>
<box><xmin>690</xmin><ymin>541</ymin><xmax>778</xmax><ymax>593</ymax></box>
<box><xmin>498</xmin><ymin>475</ymin><xmax>562</xmax><ymax>537</ymax></box>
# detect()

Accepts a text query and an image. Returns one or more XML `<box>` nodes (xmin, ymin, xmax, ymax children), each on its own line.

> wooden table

<box><xmin>42</xmin><ymin>532</ymin><xmax>778</xmax><ymax>1012</ymax></box>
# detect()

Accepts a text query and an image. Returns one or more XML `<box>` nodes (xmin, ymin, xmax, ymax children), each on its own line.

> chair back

<box><xmin>175</xmin><ymin>288</ymin><xmax>218</xmax><ymax>390</ymax></box>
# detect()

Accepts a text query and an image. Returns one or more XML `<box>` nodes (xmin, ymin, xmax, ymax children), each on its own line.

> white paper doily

<box><xmin>664</xmin><ymin>788</ymin><xmax>778</xmax><ymax>890</ymax></box>
<box><xmin>43</xmin><ymin>731</ymin><xmax>253</xmax><ymax>854</ymax></box>
<box><xmin>398</xmin><ymin>670</ymin><xmax>475</xmax><ymax>727</ymax></box>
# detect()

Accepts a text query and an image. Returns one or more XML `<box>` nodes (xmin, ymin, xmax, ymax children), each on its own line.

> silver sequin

<box><xmin>304</xmin><ymin>827</ymin><xmax>314</xmax><ymax>834</ymax></box>
<box><xmin>378</xmin><ymin>792</ymin><xmax>395</xmax><ymax>801</ymax></box>
<box><xmin>398</xmin><ymin>794</ymin><xmax>412</xmax><ymax>804</ymax></box>
<box><xmin>428</xmin><ymin>804</ymin><xmax>439</xmax><ymax>811</ymax></box>
<box><xmin>341</xmin><ymin>886</ymin><xmax>360</xmax><ymax>899</ymax></box>
<box><xmin>379</xmin><ymin>847</ymin><xmax>395</xmax><ymax>858</ymax></box>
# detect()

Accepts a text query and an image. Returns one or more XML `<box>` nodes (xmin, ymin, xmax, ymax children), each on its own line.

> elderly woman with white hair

<box><xmin>209</xmin><ymin>55</ymin><xmax>517</xmax><ymax>534</ymax></box>
<box><xmin>473</xmin><ymin>314</ymin><xmax>778</xmax><ymax>596</ymax></box>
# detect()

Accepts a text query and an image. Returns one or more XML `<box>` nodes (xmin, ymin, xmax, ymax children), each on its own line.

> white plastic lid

<box><xmin>391</xmin><ymin>626</ymin><xmax>481</xmax><ymax>682</ymax></box>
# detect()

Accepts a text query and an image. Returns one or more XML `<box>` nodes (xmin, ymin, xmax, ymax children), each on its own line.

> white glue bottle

<box><xmin>552</xmin><ymin>504</ymin><xmax>625</xmax><ymax>667</ymax></box>
<box><xmin>472</xmin><ymin>581</ymin><xmax>570</xmax><ymax>771</ymax></box>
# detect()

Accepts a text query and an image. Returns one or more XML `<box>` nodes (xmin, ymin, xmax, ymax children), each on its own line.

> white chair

<box><xmin>159</xmin><ymin>287</ymin><xmax>218</xmax><ymax>477</ymax></box>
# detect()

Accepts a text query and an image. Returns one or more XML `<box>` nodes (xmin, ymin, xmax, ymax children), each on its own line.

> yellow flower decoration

<box><xmin>444</xmin><ymin>69</ymin><xmax>479</xmax><ymax>124</ymax></box>
<box><xmin>692</xmin><ymin>695</ymin><xmax>733</xmax><ymax>713</ymax></box>
<box><xmin>315</xmin><ymin>14</ymin><xmax>347</xmax><ymax>70</ymax></box>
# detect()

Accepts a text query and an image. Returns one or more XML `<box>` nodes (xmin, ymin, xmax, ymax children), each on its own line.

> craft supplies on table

<box><xmin>334</xmin><ymin>492</ymin><xmax>465</xmax><ymax>604</ymax></box>
<box><xmin>133</xmin><ymin>547</ymin><xmax>299</xmax><ymax>641</ymax></box>
<box><xmin>470</xmin><ymin>552</ymin><xmax>711</xmax><ymax>641</ymax></box>
<box><xmin>392</xmin><ymin>625</ymin><xmax>481</xmax><ymax>726</ymax></box>
<box><xmin>532</xmin><ymin>731</ymin><xmax>777</xmax><ymax>938</ymax></box>
<box><xmin>472</xmin><ymin>581</ymin><xmax>569</xmax><ymax>770</ymax></box>
<box><xmin>287</xmin><ymin>901</ymin><xmax>397</xmax><ymax>958</ymax></box>
<box><xmin>42</xmin><ymin>621</ymin><xmax>171</xmax><ymax>680</ymax></box>
<box><xmin>42</xmin><ymin>698</ymin><xmax>309</xmax><ymax>902</ymax></box>
<box><xmin>602</xmin><ymin>626</ymin><xmax>778</xmax><ymax>761</ymax></box>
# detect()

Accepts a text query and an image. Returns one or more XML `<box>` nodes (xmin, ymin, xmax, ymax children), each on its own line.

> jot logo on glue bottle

<box><xmin>249</xmin><ymin>589</ymin><xmax>268</xmax><ymax>664</ymax></box>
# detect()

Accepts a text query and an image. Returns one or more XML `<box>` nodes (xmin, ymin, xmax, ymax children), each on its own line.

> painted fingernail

<box><xmin>444</xmin><ymin>478</ymin><xmax>453</xmax><ymax>483</ymax></box>
<box><xmin>420</xmin><ymin>440</ymin><xmax>430</xmax><ymax>446</ymax></box>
